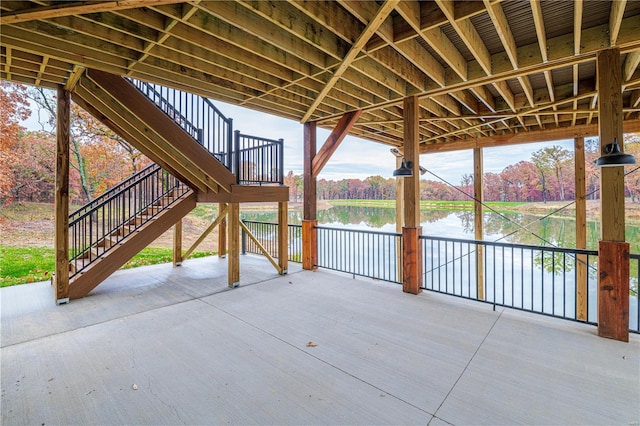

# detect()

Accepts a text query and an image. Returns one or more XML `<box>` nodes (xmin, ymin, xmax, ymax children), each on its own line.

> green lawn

<box><xmin>0</xmin><ymin>245</ymin><xmax>215</xmax><ymax>287</ymax></box>
<box><xmin>327</xmin><ymin>199</ymin><xmax>525</xmax><ymax>211</ymax></box>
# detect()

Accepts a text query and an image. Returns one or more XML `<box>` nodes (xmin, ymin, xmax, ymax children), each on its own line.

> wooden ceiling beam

<box><xmin>0</xmin><ymin>0</ymin><xmax>182</xmax><ymax>25</ymax></box>
<box><xmin>609</xmin><ymin>0</ymin><xmax>627</xmax><ymax>46</ymax></box>
<box><xmin>301</xmin><ymin>0</ymin><xmax>399</xmax><ymax>123</ymax></box>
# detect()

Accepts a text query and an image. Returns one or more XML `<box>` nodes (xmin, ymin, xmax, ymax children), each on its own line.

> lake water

<box><xmin>241</xmin><ymin>205</ymin><xmax>640</xmax><ymax>252</ymax></box>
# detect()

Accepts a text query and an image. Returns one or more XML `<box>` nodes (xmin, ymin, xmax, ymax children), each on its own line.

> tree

<box><xmin>531</xmin><ymin>145</ymin><xmax>573</xmax><ymax>202</ymax></box>
<box><xmin>0</xmin><ymin>81</ymin><xmax>31</xmax><ymax>204</ymax></box>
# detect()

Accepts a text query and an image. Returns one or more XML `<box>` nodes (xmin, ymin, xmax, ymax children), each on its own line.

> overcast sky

<box><xmin>22</xmin><ymin>96</ymin><xmax>575</xmax><ymax>186</ymax></box>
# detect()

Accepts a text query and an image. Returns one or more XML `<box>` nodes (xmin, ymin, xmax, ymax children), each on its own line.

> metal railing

<box><xmin>316</xmin><ymin>226</ymin><xmax>401</xmax><ymax>283</ymax></box>
<box><xmin>420</xmin><ymin>235</ymin><xmax>616</xmax><ymax>328</ymax></box>
<box><xmin>127</xmin><ymin>78</ymin><xmax>233</xmax><ymax>168</ymax></box>
<box><xmin>630</xmin><ymin>253</ymin><xmax>640</xmax><ymax>333</ymax></box>
<box><xmin>234</xmin><ymin>132</ymin><xmax>284</xmax><ymax>184</ymax></box>
<box><xmin>69</xmin><ymin>164</ymin><xmax>190</xmax><ymax>277</ymax></box>
<box><xmin>240</xmin><ymin>220</ymin><xmax>301</xmax><ymax>262</ymax></box>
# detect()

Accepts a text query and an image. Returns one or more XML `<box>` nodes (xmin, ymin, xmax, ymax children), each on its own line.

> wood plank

<box><xmin>609</xmin><ymin>0</ymin><xmax>627</xmax><ymax>46</ymax></box>
<box><xmin>304</xmin><ymin>122</ymin><xmax>317</xmax><ymax>221</ymax></box>
<box><xmin>87</xmin><ymin>69</ymin><xmax>236</xmax><ymax>193</ymax></box>
<box><xmin>228</xmin><ymin>203</ymin><xmax>240</xmax><ymax>288</ymax></box>
<box><xmin>239</xmin><ymin>221</ymin><xmax>282</xmax><ymax>274</ymax></box>
<box><xmin>173</xmin><ymin>220</ymin><xmax>182</xmax><ymax>266</ymax></box>
<box><xmin>597</xmin><ymin>48</ymin><xmax>626</xmax><ymax>242</ymax></box>
<box><xmin>403</xmin><ymin>96</ymin><xmax>420</xmax><ymax>228</ymax></box>
<box><xmin>597</xmin><ymin>240</ymin><xmax>630</xmax><ymax>342</ymax></box>
<box><xmin>474</xmin><ymin>147</ymin><xmax>484</xmax><ymax>301</ymax></box>
<box><xmin>182</xmin><ymin>204</ymin><xmax>229</xmax><ymax>261</ymax></box>
<box><xmin>574</xmin><ymin>137</ymin><xmax>587</xmax><ymax>320</ymax></box>
<box><xmin>401</xmin><ymin>226</ymin><xmax>423</xmax><ymax>295</ymax></box>
<box><xmin>302</xmin><ymin>220</ymin><xmax>317</xmax><ymax>271</ymax></box>
<box><xmin>0</xmin><ymin>0</ymin><xmax>182</xmax><ymax>25</ymax></box>
<box><xmin>54</xmin><ymin>85</ymin><xmax>70</xmax><ymax>304</ymax></box>
<box><xmin>301</xmin><ymin>0</ymin><xmax>399</xmax><ymax>122</ymax></box>
<box><xmin>278</xmin><ymin>201</ymin><xmax>288</xmax><ymax>274</ymax></box>
<box><xmin>218</xmin><ymin>203</ymin><xmax>227</xmax><ymax>258</ymax></box>
<box><xmin>312</xmin><ymin>110</ymin><xmax>362</xmax><ymax>178</ymax></box>
<box><xmin>196</xmin><ymin>185</ymin><xmax>289</xmax><ymax>203</ymax></box>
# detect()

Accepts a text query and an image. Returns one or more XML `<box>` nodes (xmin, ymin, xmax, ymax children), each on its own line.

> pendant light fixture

<box><xmin>596</xmin><ymin>138</ymin><xmax>636</xmax><ymax>167</ymax></box>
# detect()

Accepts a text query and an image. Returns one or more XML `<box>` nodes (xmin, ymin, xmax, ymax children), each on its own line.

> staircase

<box><xmin>66</xmin><ymin>69</ymin><xmax>287</xmax><ymax>299</ymax></box>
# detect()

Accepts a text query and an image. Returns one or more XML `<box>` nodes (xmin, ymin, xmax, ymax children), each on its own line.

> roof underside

<box><xmin>1</xmin><ymin>0</ymin><xmax>640</xmax><ymax>152</ymax></box>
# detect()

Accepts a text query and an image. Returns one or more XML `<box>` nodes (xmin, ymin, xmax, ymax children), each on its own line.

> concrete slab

<box><xmin>2</xmin><ymin>256</ymin><xmax>638</xmax><ymax>425</ymax></box>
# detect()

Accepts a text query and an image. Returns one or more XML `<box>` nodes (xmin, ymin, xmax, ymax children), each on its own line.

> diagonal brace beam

<box><xmin>239</xmin><ymin>221</ymin><xmax>283</xmax><ymax>275</ymax></box>
<box><xmin>301</xmin><ymin>0</ymin><xmax>399</xmax><ymax>123</ymax></box>
<box><xmin>182</xmin><ymin>204</ymin><xmax>229</xmax><ymax>261</ymax></box>
<box><xmin>311</xmin><ymin>110</ymin><xmax>362</xmax><ymax>178</ymax></box>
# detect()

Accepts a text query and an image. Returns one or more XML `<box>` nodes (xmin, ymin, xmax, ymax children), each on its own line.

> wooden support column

<box><xmin>303</xmin><ymin>121</ymin><xmax>318</xmax><ymax>270</ymax></box>
<box><xmin>54</xmin><ymin>85</ymin><xmax>70</xmax><ymax>304</ymax></box>
<box><xmin>218</xmin><ymin>203</ymin><xmax>227</xmax><ymax>258</ymax></box>
<box><xmin>574</xmin><ymin>137</ymin><xmax>588</xmax><ymax>320</ymax></box>
<box><xmin>173</xmin><ymin>220</ymin><xmax>182</xmax><ymax>266</ymax></box>
<box><xmin>402</xmin><ymin>96</ymin><xmax>422</xmax><ymax>294</ymax></box>
<box><xmin>597</xmin><ymin>47</ymin><xmax>629</xmax><ymax>341</ymax></box>
<box><xmin>228</xmin><ymin>202</ymin><xmax>240</xmax><ymax>288</ymax></box>
<box><xmin>395</xmin><ymin>155</ymin><xmax>404</xmax><ymax>282</ymax></box>
<box><xmin>278</xmin><ymin>201</ymin><xmax>288</xmax><ymax>274</ymax></box>
<box><xmin>474</xmin><ymin>148</ymin><xmax>485</xmax><ymax>300</ymax></box>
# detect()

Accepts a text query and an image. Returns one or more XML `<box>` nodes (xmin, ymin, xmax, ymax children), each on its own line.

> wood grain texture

<box><xmin>228</xmin><ymin>203</ymin><xmax>240</xmax><ymax>287</ymax></box>
<box><xmin>597</xmin><ymin>240</ymin><xmax>630</xmax><ymax>342</ymax></box>
<box><xmin>302</xmin><ymin>220</ymin><xmax>318</xmax><ymax>271</ymax></box>
<box><xmin>574</xmin><ymin>137</ymin><xmax>587</xmax><ymax>320</ymax></box>
<box><xmin>474</xmin><ymin>147</ymin><xmax>485</xmax><ymax>300</ymax></box>
<box><xmin>304</xmin><ymin>122</ymin><xmax>317</xmax><ymax>221</ymax></box>
<box><xmin>402</xmin><ymin>226</ymin><xmax>423</xmax><ymax>295</ymax></box>
<box><xmin>312</xmin><ymin>110</ymin><xmax>362</xmax><ymax>178</ymax></box>
<box><xmin>403</xmin><ymin>96</ymin><xmax>420</xmax><ymax>228</ymax></box>
<box><xmin>54</xmin><ymin>85</ymin><xmax>70</xmax><ymax>303</ymax></box>
<box><xmin>278</xmin><ymin>201</ymin><xmax>288</xmax><ymax>274</ymax></box>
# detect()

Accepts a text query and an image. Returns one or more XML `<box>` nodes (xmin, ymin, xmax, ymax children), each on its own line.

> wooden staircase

<box><xmin>69</xmin><ymin>188</ymin><xmax>196</xmax><ymax>299</ymax></box>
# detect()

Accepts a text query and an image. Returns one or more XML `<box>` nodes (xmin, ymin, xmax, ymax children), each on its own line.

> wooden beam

<box><xmin>597</xmin><ymin>48</ymin><xmax>626</xmax><ymax>242</ymax></box>
<box><xmin>54</xmin><ymin>85</ymin><xmax>70</xmax><ymax>304</ymax></box>
<box><xmin>609</xmin><ymin>0</ymin><xmax>627</xmax><ymax>46</ymax></box>
<box><xmin>301</xmin><ymin>0</ymin><xmax>399</xmax><ymax>122</ymax></box>
<box><xmin>597</xmin><ymin>47</ymin><xmax>628</xmax><ymax>342</ymax></box>
<box><xmin>228</xmin><ymin>203</ymin><xmax>240</xmax><ymax>288</ymax></box>
<box><xmin>395</xmin><ymin>154</ymin><xmax>404</xmax><ymax>283</ymax></box>
<box><xmin>403</xmin><ymin>95</ymin><xmax>420</xmax><ymax>228</ymax></box>
<box><xmin>278</xmin><ymin>201</ymin><xmax>288</xmax><ymax>274</ymax></box>
<box><xmin>311</xmin><ymin>110</ymin><xmax>362</xmax><ymax>178</ymax></box>
<box><xmin>474</xmin><ymin>147</ymin><xmax>485</xmax><ymax>301</ymax></box>
<box><xmin>182</xmin><ymin>204</ymin><xmax>229</xmax><ymax>261</ymax></box>
<box><xmin>172</xmin><ymin>220</ymin><xmax>182</xmax><ymax>266</ymax></box>
<box><xmin>196</xmin><ymin>185</ymin><xmax>289</xmax><ymax>203</ymax></box>
<box><xmin>304</xmin><ymin>122</ymin><xmax>317</xmax><ymax>221</ymax></box>
<box><xmin>239</xmin><ymin>221</ymin><xmax>283</xmax><ymax>274</ymax></box>
<box><xmin>574</xmin><ymin>137</ymin><xmax>587</xmax><ymax>320</ymax></box>
<box><xmin>0</xmin><ymin>0</ymin><xmax>182</xmax><ymax>25</ymax></box>
<box><xmin>218</xmin><ymin>203</ymin><xmax>227</xmax><ymax>258</ymax></box>
<box><xmin>302</xmin><ymin>220</ymin><xmax>318</xmax><ymax>271</ymax></box>
<box><xmin>401</xmin><ymin>226</ymin><xmax>423</xmax><ymax>295</ymax></box>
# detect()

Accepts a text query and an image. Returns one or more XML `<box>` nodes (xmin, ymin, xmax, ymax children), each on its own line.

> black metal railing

<box><xmin>240</xmin><ymin>220</ymin><xmax>301</xmax><ymax>262</ymax></box>
<box><xmin>128</xmin><ymin>78</ymin><xmax>234</xmax><ymax>168</ymax></box>
<box><xmin>420</xmin><ymin>235</ymin><xmax>615</xmax><ymax>328</ymax></box>
<box><xmin>239</xmin><ymin>220</ymin><xmax>640</xmax><ymax>333</ymax></box>
<box><xmin>316</xmin><ymin>226</ymin><xmax>401</xmax><ymax>283</ymax></box>
<box><xmin>69</xmin><ymin>164</ymin><xmax>190</xmax><ymax>277</ymax></box>
<box><xmin>234</xmin><ymin>132</ymin><xmax>284</xmax><ymax>185</ymax></box>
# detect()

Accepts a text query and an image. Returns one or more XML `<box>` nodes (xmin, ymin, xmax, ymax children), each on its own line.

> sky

<box><xmin>198</xmin><ymin>100</ymin><xmax>576</xmax><ymax>185</ymax></box>
<box><xmin>21</xmin><ymin>94</ymin><xmax>575</xmax><ymax>186</ymax></box>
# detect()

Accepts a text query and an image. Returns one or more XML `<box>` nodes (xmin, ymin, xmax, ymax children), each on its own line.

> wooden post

<box><xmin>173</xmin><ymin>219</ymin><xmax>182</xmax><ymax>266</ymax></box>
<box><xmin>54</xmin><ymin>85</ymin><xmax>70</xmax><ymax>304</ymax></box>
<box><xmin>395</xmin><ymin>155</ymin><xmax>404</xmax><ymax>282</ymax></box>
<box><xmin>278</xmin><ymin>201</ymin><xmax>288</xmax><ymax>274</ymax></box>
<box><xmin>574</xmin><ymin>137</ymin><xmax>588</xmax><ymax>320</ymax></box>
<box><xmin>218</xmin><ymin>202</ymin><xmax>227</xmax><ymax>258</ymax></box>
<box><xmin>596</xmin><ymin>47</ymin><xmax>628</xmax><ymax>341</ymax></box>
<box><xmin>303</xmin><ymin>121</ymin><xmax>317</xmax><ymax>270</ymax></box>
<box><xmin>228</xmin><ymin>202</ymin><xmax>240</xmax><ymax>287</ymax></box>
<box><xmin>402</xmin><ymin>95</ymin><xmax>422</xmax><ymax>294</ymax></box>
<box><xmin>474</xmin><ymin>147</ymin><xmax>485</xmax><ymax>300</ymax></box>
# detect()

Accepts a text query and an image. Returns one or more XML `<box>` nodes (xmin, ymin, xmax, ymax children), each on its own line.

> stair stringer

<box><xmin>73</xmin><ymin>68</ymin><xmax>236</xmax><ymax>194</ymax></box>
<box><xmin>69</xmin><ymin>191</ymin><xmax>197</xmax><ymax>300</ymax></box>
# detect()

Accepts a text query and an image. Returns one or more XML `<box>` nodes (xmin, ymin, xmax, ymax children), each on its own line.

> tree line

<box><xmin>2</xmin><ymin>81</ymin><xmax>639</xmax><ymax>206</ymax></box>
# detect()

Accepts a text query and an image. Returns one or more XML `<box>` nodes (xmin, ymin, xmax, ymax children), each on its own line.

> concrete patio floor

<box><xmin>1</xmin><ymin>255</ymin><xmax>639</xmax><ymax>425</ymax></box>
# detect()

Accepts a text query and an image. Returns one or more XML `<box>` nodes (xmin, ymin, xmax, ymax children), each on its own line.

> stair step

<box><xmin>96</xmin><ymin>236</ymin><xmax>117</xmax><ymax>248</ymax></box>
<box><xmin>111</xmin><ymin>225</ymin><xmax>137</xmax><ymax>237</ymax></box>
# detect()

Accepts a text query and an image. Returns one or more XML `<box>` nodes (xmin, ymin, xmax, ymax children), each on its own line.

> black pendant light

<box><xmin>596</xmin><ymin>138</ymin><xmax>636</xmax><ymax>167</ymax></box>
<box><xmin>393</xmin><ymin>158</ymin><xmax>413</xmax><ymax>177</ymax></box>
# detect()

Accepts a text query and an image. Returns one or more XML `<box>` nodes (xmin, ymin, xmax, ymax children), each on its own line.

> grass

<box><xmin>0</xmin><ymin>245</ymin><xmax>215</xmax><ymax>287</ymax></box>
<box><xmin>327</xmin><ymin>199</ymin><xmax>525</xmax><ymax>211</ymax></box>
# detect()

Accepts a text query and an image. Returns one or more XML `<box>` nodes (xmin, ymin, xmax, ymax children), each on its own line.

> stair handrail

<box><xmin>69</xmin><ymin>163</ymin><xmax>159</xmax><ymax>221</ymax></box>
<box><xmin>234</xmin><ymin>132</ymin><xmax>285</xmax><ymax>185</ymax></box>
<box><xmin>68</xmin><ymin>165</ymin><xmax>190</xmax><ymax>277</ymax></box>
<box><xmin>126</xmin><ymin>78</ymin><xmax>234</xmax><ymax>170</ymax></box>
